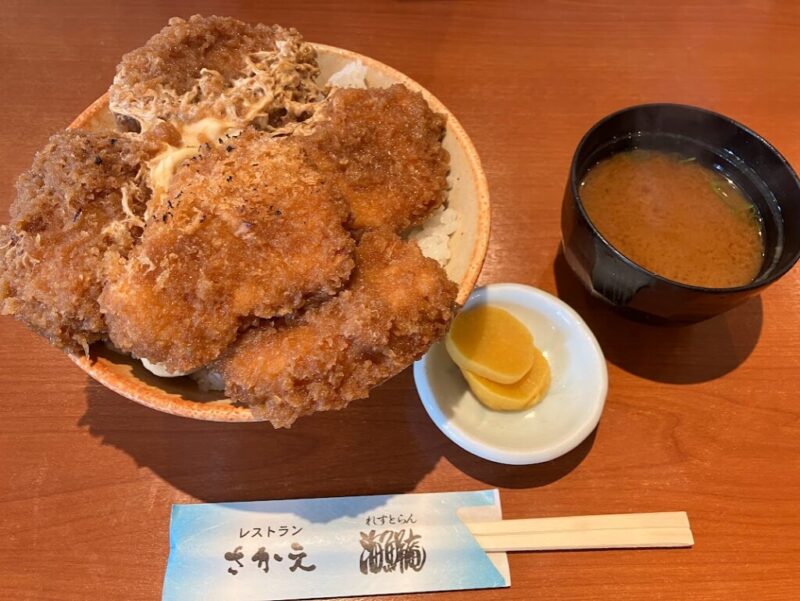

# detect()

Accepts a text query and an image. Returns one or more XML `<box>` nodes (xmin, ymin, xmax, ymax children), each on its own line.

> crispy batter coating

<box><xmin>215</xmin><ymin>229</ymin><xmax>458</xmax><ymax>428</ymax></box>
<box><xmin>303</xmin><ymin>85</ymin><xmax>449</xmax><ymax>232</ymax></box>
<box><xmin>0</xmin><ymin>131</ymin><xmax>152</xmax><ymax>352</ymax></box>
<box><xmin>110</xmin><ymin>15</ymin><xmax>322</xmax><ymax>132</ymax></box>
<box><xmin>2</xmin><ymin>15</ymin><xmax>455</xmax><ymax>424</ymax></box>
<box><xmin>99</xmin><ymin>130</ymin><xmax>355</xmax><ymax>373</ymax></box>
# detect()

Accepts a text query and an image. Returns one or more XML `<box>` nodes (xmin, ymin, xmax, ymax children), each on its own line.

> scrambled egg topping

<box><xmin>145</xmin><ymin>118</ymin><xmax>241</xmax><ymax>214</ymax></box>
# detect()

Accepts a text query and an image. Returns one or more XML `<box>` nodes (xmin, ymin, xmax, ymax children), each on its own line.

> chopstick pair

<box><xmin>464</xmin><ymin>511</ymin><xmax>693</xmax><ymax>552</ymax></box>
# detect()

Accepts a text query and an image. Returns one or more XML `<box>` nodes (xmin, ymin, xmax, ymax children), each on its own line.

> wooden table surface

<box><xmin>2</xmin><ymin>1</ymin><xmax>799</xmax><ymax>599</ymax></box>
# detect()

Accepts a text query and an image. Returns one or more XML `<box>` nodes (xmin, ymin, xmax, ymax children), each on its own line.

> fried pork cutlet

<box><xmin>215</xmin><ymin>229</ymin><xmax>459</xmax><ymax>428</ymax></box>
<box><xmin>110</xmin><ymin>15</ymin><xmax>322</xmax><ymax>133</ymax></box>
<box><xmin>99</xmin><ymin>130</ymin><xmax>355</xmax><ymax>374</ymax></box>
<box><xmin>0</xmin><ymin>131</ymin><xmax>152</xmax><ymax>352</ymax></box>
<box><xmin>303</xmin><ymin>84</ymin><xmax>449</xmax><ymax>232</ymax></box>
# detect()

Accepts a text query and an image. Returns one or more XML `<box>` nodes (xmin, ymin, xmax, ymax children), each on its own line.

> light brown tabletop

<box><xmin>2</xmin><ymin>1</ymin><xmax>799</xmax><ymax>599</ymax></box>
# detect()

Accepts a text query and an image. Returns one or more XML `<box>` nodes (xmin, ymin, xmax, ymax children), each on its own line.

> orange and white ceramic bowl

<box><xmin>68</xmin><ymin>44</ymin><xmax>491</xmax><ymax>422</ymax></box>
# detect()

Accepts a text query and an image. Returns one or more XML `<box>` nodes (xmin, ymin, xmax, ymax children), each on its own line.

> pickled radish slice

<box><xmin>445</xmin><ymin>306</ymin><xmax>534</xmax><ymax>384</ymax></box>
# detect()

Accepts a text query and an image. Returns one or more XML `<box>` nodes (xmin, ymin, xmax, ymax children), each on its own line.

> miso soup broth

<box><xmin>579</xmin><ymin>149</ymin><xmax>765</xmax><ymax>288</ymax></box>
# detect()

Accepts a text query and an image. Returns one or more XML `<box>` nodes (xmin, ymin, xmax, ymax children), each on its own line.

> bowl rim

<box><xmin>66</xmin><ymin>42</ymin><xmax>491</xmax><ymax>422</ymax></box>
<box><xmin>569</xmin><ymin>102</ymin><xmax>800</xmax><ymax>294</ymax></box>
<box><xmin>413</xmin><ymin>283</ymin><xmax>608</xmax><ymax>465</ymax></box>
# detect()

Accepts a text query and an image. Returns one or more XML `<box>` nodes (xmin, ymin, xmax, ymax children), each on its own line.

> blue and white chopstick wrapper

<box><xmin>162</xmin><ymin>489</ymin><xmax>510</xmax><ymax>600</ymax></box>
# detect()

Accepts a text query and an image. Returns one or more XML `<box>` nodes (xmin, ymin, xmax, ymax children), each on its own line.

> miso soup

<box><xmin>579</xmin><ymin>149</ymin><xmax>765</xmax><ymax>288</ymax></box>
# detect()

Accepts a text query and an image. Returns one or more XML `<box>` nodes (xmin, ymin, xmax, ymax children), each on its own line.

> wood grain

<box><xmin>1</xmin><ymin>1</ymin><xmax>799</xmax><ymax>599</ymax></box>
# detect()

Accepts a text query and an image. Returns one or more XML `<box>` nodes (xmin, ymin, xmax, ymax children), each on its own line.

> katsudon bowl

<box><xmin>67</xmin><ymin>44</ymin><xmax>490</xmax><ymax>422</ymax></box>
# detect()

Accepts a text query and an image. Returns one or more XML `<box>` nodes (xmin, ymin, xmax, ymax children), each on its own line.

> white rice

<box><xmin>326</xmin><ymin>60</ymin><xmax>369</xmax><ymax>89</ymax></box>
<box><xmin>141</xmin><ymin>357</ymin><xmax>193</xmax><ymax>378</ymax></box>
<box><xmin>191</xmin><ymin>368</ymin><xmax>226</xmax><ymax>391</ymax></box>
<box><xmin>408</xmin><ymin>205</ymin><xmax>459</xmax><ymax>266</ymax></box>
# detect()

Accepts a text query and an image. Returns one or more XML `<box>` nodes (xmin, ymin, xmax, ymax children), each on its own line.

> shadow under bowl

<box><xmin>562</xmin><ymin>103</ymin><xmax>800</xmax><ymax>323</ymax></box>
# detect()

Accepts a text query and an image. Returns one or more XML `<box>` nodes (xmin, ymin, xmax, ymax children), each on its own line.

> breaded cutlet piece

<box><xmin>0</xmin><ymin>131</ymin><xmax>152</xmax><ymax>352</ymax></box>
<box><xmin>110</xmin><ymin>15</ymin><xmax>322</xmax><ymax>132</ymax></box>
<box><xmin>215</xmin><ymin>228</ymin><xmax>459</xmax><ymax>428</ymax></box>
<box><xmin>303</xmin><ymin>84</ymin><xmax>450</xmax><ymax>232</ymax></box>
<box><xmin>99</xmin><ymin>130</ymin><xmax>355</xmax><ymax>374</ymax></box>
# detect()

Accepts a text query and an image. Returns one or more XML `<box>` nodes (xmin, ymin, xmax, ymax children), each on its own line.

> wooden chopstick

<box><xmin>464</xmin><ymin>512</ymin><xmax>693</xmax><ymax>552</ymax></box>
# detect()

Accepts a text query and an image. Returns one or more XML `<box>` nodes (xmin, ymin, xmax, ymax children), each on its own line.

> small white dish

<box><xmin>413</xmin><ymin>283</ymin><xmax>608</xmax><ymax>465</ymax></box>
